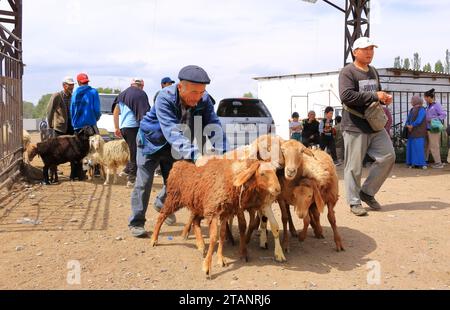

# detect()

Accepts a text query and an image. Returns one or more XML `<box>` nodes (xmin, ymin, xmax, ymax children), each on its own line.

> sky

<box><xmin>20</xmin><ymin>0</ymin><xmax>450</xmax><ymax>104</ymax></box>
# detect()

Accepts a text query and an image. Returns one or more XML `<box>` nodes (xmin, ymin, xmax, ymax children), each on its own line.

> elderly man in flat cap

<box><xmin>128</xmin><ymin>65</ymin><xmax>228</xmax><ymax>237</ymax></box>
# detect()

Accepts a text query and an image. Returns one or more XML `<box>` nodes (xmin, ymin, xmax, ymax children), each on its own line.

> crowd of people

<box><xmin>44</xmin><ymin>37</ymin><xmax>448</xmax><ymax>231</ymax></box>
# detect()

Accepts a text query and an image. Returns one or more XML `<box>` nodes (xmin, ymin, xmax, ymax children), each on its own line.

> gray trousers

<box><xmin>343</xmin><ymin>130</ymin><xmax>395</xmax><ymax>206</ymax></box>
<box><xmin>129</xmin><ymin>144</ymin><xmax>175</xmax><ymax>227</ymax></box>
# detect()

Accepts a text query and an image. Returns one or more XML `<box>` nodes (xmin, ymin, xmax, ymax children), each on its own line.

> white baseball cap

<box><xmin>62</xmin><ymin>76</ymin><xmax>75</xmax><ymax>85</ymax></box>
<box><xmin>131</xmin><ymin>77</ymin><xmax>144</xmax><ymax>85</ymax></box>
<box><xmin>352</xmin><ymin>37</ymin><xmax>378</xmax><ymax>52</ymax></box>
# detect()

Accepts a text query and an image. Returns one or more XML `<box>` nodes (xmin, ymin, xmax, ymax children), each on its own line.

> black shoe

<box><xmin>350</xmin><ymin>204</ymin><xmax>368</xmax><ymax>216</ymax></box>
<box><xmin>359</xmin><ymin>191</ymin><xmax>382</xmax><ymax>210</ymax></box>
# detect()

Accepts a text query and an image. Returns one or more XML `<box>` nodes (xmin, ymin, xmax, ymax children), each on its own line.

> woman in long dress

<box><xmin>405</xmin><ymin>96</ymin><xmax>427</xmax><ymax>169</ymax></box>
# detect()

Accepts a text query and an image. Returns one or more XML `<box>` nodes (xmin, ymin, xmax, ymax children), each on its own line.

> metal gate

<box><xmin>0</xmin><ymin>0</ymin><xmax>23</xmax><ymax>186</ymax></box>
<box><xmin>390</xmin><ymin>91</ymin><xmax>450</xmax><ymax>162</ymax></box>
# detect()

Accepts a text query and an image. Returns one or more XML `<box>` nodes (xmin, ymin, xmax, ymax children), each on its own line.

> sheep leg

<box><xmin>202</xmin><ymin>216</ymin><xmax>218</xmax><ymax>277</ymax></box>
<box><xmin>244</xmin><ymin>209</ymin><xmax>257</xmax><ymax>244</ymax></box>
<box><xmin>286</xmin><ymin>205</ymin><xmax>298</xmax><ymax>237</ymax></box>
<box><xmin>217</xmin><ymin>219</ymin><xmax>228</xmax><ymax>267</ymax></box>
<box><xmin>299</xmin><ymin>213</ymin><xmax>310</xmax><ymax>242</ymax></box>
<box><xmin>225</xmin><ymin>220</ymin><xmax>235</xmax><ymax>246</ymax></box>
<box><xmin>226</xmin><ymin>217</ymin><xmax>235</xmax><ymax>245</ymax></box>
<box><xmin>150</xmin><ymin>212</ymin><xmax>170</xmax><ymax>247</ymax></box>
<box><xmin>193</xmin><ymin>216</ymin><xmax>205</xmax><ymax>255</ymax></box>
<box><xmin>113</xmin><ymin>167</ymin><xmax>117</xmax><ymax>184</ymax></box>
<box><xmin>104</xmin><ymin>168</ymin><xmax>110</xmax><ymax>185</ymax></box>
<box><xmin>100</xmin><ymin>165</ymin><xmax>106</xmax><ymax>180</ymax></box>
<box><xmin>327</xmin><ymin>205</ymin><xmax>344</xmax><ymax>252</ymax></box>
<box><xmin>263</xmin><ymin>205</ymin><xmax>286</xmax><ymax>262</ymax></box>
<box><xmin>278</xmin><ymin>199</ymin><xmax>290</xmax><ymax>253</ymax></box>
<box><xmin>236</xmin><ymin>209</ymin><xmax>248</xmax><ymax>262</ymax></box>
<box><xmin>259</xmin><ymin>213</ymin><xmax>269</xmax><ymax>249</ymax></box>
<box><xmin>309</xmin><ymin>205</ymin><xmax>324</xmax><ymax>239</ymax></box>
<box><xmin>42</xmin><ymin>165</ymin><xmax>50</xmax><ymax>185</ymax></box>
<box><xmin>53</xmin><ymin>165</ymin><xmax>58</xmax><ymax>183</ymax></box>
<box><xmin>181</xmin><ymin>212</ymin><xmax>195</xmax><ymax>240</ymax></box>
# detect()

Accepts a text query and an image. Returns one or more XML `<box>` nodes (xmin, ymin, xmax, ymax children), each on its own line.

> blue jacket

<box><xmin>138</xmin><ymin>84</ymin><xmax>228</xmax><ymax>160</ymax></box>
<box><xmin>71</xmin><ymin>85</ymin><xmax>101</xmax><ymax>130</ymax></box>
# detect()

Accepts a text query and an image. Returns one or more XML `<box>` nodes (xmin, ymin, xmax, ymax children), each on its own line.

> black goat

<box><xmin>28</xmin><ymin>126</ymin><xmax>95</xmax><ymax>185</ymax></box>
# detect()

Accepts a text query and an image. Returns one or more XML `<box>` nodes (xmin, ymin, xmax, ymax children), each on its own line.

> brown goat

<box><xmin>150</xmin><ymin>158</ymin><xmax>282</xmax><ymax>277</ymax></box>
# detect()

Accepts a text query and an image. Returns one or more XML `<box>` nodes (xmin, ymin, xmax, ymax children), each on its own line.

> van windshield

<box><xmin>217</xmin><ymin>99</ymin><xmax>272</xmax><ymax>118</ymax></box>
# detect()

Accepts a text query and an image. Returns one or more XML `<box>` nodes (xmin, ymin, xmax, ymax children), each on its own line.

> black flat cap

<box><xmin>178</xmin><ymin>65</ymin><xmax>211</xmax><ymax>84</ymax></box>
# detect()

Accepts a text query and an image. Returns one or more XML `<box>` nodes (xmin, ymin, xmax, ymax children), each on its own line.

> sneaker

<box><xmin>119</xmin><ymin>171</ymin><xmax>129</xmax><ymax>177</ymax></box>
<box><xmin>334</xmin><ymin>160</ymin><xmax>342</xmax><ymax>166</ymax></box>
<box><xmin>350</xmin><ymin>204</ymin><xmax>368</xmax><ymax>216</ymax></box>
<box><xmin>129</xmin><ymin>226</ymin><xmax>146</xmax><ymax>238</ymax></box>
<box><xmin>359</xmin><ymin>191</ymin><xmax>382</xmax><ymax>210</ymax></box>
<box><xmin>432</xmin><ymin>163</ymin><xmax>444</xmax><ymax>169</ymax></box>
<box><xmin>153</xmin><ymin>204</ymin><xmax>176</xmax><ymax>225</ymax></box>
<box><xmin>421</xmin><ymin>166</ymin><xmax>428</xmax><ymax>170</ymax></box>
<box><xmin>126</xmin><ymin>181</ymin><xmax>135</xmax><ymax>188</ymax></box>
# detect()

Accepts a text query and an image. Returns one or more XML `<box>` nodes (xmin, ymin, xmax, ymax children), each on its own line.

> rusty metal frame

<box><xmin>0</xmin><ymin>0</ymin><xmax>23</xmax><ymax>186</ymax></box>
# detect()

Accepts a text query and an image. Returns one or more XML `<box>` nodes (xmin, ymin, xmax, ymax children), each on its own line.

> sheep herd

<box><xmin>150</xmin><ymin>135</ymin><xmax>343</xmax><ymax>277</ymax></box>
<box><xmin>25</xmin><ymin>130</ymin><xmax>342</xmax><ymax>277</ymax></box>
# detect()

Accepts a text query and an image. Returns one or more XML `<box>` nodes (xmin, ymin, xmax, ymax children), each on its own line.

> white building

<box><xmin>255</xmin><ymin>68</ymin><xmax>450</xmax><ymax>140</ymax></box>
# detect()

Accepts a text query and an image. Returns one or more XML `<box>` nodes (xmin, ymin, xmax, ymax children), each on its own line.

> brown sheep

<box><xmin>288</xmin><ymin>148</ymin><xmax>344</xmax><ymax>252</ymax></box>
<box><xmin>183</xmin><ymin>134</ymin><xmax>286</xmax><ymax>242</ymax></box>
<box><xmin>149</xmin><ymin>158</ymin><xmax>282</xmax><ymax>277</ymax></box>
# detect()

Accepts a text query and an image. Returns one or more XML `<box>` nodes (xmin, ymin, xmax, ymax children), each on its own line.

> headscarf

<box><xmin>410</xmin><ymin>95</ymin><xmax>423</xmax><ymax>108</ymax></box>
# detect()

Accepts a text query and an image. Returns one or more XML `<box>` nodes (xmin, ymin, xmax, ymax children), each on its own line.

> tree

<box><xmin>423</xmin><ymin>63</ymin><xmax>432</xmax><ymax>72</ymax></box>
<box><xmin>435</xmin><ymin>60</ymin><xmax>444</xmax><ymax>73</ymax></box>
<box><xmin>394</xmin><ymin>56</ymin><xmax>401</xmax><ymax>69</ymax></box>
<box><xmin>32</xmin><ymin>94</ymin><xmax>52</xmax><ymax>119</ymax></box>
<box><xmin>23</xmin><ymin>101</ymin><xmax>35</xmax><ymax>118</ymax></box>
<box><xmin>243</xmin><ymin>92</ymin><xmax>254</xmax><ymax>98</ymax></box>
<box><xmin>413</xmin><ymin>53</ymin><xmax>421</xmax><ymax>70</ymax></box>
<box><xmin>403</xmin><ymin>58</ymin><xmax>411</xmax><ymax>70</ymax></box>
<box><xmin>445</xmin><ymin>49</ymin><xmax>450</xmax><ymax>74</ymax></box>
<box><xmin>97</xmin><ymin>87</ymin><xmax>121</xmax><ymax>94</ymax></box>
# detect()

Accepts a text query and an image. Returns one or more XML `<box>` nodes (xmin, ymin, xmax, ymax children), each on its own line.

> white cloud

<box><xmin>22</xmin><ymin>0</ymin><xmax>450</xmax><ymax>104</ymax></box>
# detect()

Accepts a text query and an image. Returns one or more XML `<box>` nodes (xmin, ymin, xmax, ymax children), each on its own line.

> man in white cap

<box><xmin>44</xmin><ymin>77</ymin><xmax>76</xmax><ymax>182</ymax></box>
<box><xmin>338</xmin><ymin>37</ymin><xmax>396</xmax><ymax>216</ymax></box>
<box><xmin>112</xmin><ymin>78</ymin><xmax>150</xmax><ymax>187</ymax></box>
<box><xmin>47</xmin><ymin>76</ymin><xmax>76</xmax><ymax>136</ymax></box>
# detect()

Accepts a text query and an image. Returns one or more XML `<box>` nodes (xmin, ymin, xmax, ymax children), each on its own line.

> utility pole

<box><xmin>302</xmin><ymin>0</ymin><xmax>371</xmax><ymax>66</ymax></box>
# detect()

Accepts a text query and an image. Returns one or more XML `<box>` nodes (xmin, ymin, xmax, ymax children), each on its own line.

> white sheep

<box><xmin>87</xmin><ymin>135</ymin><xmax>130</xmax><ymax>186</ymax></box>
<box><xmin>22</xmin><ymin>129</ymin><xmax>31</xmax><ymax>163</ymax></box>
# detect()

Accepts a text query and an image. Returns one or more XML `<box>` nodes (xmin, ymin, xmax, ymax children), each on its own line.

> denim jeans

<box><xmin>129</xmin><ymin>143</ymin><xmax>175</xmax><ymax>227</ymax></box>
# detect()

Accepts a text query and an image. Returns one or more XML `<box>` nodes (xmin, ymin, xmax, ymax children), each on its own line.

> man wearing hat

<box><xmin>47</xmin><ymin>76</ymin><xmax>75</xmax><ymax>137</ymax></box>
<box><xmin>128</xmin><ymin>65</ymin><xmax>227</xmax><ymax>237</ymax></box>
<box><xmin>339</xmin><ymin>37</ymin><xmax>396</xmax><ymax>216</ymax></box>
<box><xmin>70</xmin><ymin>73</ymin><xmax>101</xmax><ymax>181</ymax></box>
<box><xmin>153</xmin><ymin>77</ymin><xmax>175</xmax><ymax>104</ymax></box>
<box><xmin>71</xmin><ymin>73</ymin><xmax>101</xmax><ymax>133</ymax></box>
<box><xmin>112</xmin><ymin>78</ymin><xmax>151</xmax><ymax>187</ymax></box>
<box><xmin>152</xmin><ymin>76</ymin><xmax>176</xmax><ymax>177</ymax></box>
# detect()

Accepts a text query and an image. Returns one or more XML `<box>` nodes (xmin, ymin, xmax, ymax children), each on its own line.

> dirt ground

<box><xmin>0</xmin><ymin>133</ymin><xmax>449</xmax><ymax>290</ymax></box>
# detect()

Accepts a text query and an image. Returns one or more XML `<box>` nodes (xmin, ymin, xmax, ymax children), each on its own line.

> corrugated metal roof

<box><xmin>254</xmin><ymin>67</ymin><xmax>450</xmax><ymax>80</ymax></box>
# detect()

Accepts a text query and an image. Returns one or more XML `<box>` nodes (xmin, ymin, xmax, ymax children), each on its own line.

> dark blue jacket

<box><xmin>138</xmin><ymin>84</ymin><xmax>227</xmax><ymax>160</ymax></box>
<box><xmin>70</xmin><ymin>85</ymin><xmax>101</xmax><ymax>130</ymax></box>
